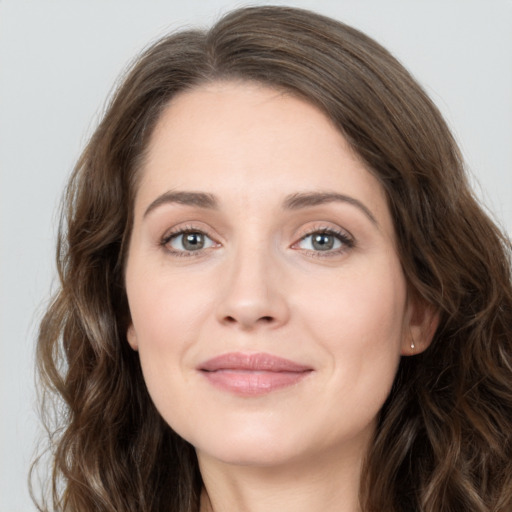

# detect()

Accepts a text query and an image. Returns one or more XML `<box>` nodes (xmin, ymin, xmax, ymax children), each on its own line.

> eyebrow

<box><xmin>144</xmin><ymin>191</ymin><xmax>218</xmax><ymax>217</ymax></box>
<box><xmin>143</xmin><ymin>189</ymin><xmax>377</xmax><ymax>226</ymax></box>
<box><xmin>283</xmin><ymin>192</ymin><xmax>378</xmax><ymax>225</ymax></box>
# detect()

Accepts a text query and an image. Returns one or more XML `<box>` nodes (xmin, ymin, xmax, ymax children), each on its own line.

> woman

<box><xmin>33</xmin><ymin>6</ymin><xmax>512</xmax><ymax>512</ymax></box>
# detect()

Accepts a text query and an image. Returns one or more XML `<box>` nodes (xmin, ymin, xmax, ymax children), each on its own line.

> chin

<box><xmin>197</xmin><ymin>440</ymin><xmax>303</xmax><ymax>468</ymax></box>
<box><xmin>184</xmin><ymin>418</ymin><xmax>310</xmax><ymax>468</ymax></box>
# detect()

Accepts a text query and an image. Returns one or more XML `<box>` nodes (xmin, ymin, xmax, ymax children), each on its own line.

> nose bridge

<box><xmin>216</xmin><ymin>231</ymin><xmax>289</xmax><ymax>329</ymax></box>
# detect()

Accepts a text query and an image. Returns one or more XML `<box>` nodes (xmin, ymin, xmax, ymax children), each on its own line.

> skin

<box><xmin>125</xmin><ymin>81</ymin><xmax>436</xmax><ymax>512</ymax></box>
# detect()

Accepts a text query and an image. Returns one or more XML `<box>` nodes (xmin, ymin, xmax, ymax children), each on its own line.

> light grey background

<box><xmin>1</xmin><ymin>1</ymin><xmax>511</xmax><ymax>510</ymax></box>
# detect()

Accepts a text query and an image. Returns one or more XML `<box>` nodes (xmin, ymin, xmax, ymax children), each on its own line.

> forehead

<box><xmin>135</xmin><ymin>81</ymin><xmax>391</xmax><ymax>228</ymax></box>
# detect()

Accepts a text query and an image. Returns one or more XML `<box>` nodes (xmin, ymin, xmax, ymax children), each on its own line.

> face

<box><xmin>125</xmin><ymin>81</ymin><xmax>428</xmax><ymax>470</ymax></box>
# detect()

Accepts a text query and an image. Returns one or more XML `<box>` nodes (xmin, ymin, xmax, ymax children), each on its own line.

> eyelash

<box><xmin>293</xmin><ymin>227</ymin><xmax>355</xmax><ymax>258</ymax></box>
<box><xmin>160</xmin><ymin>225</ymin><xmax>355</xmax><ymax>258</ymax></box>
<box><xmin>160</xmin><ymin>225</ymin><xmax>218</xmax><ymax>258</ymax></box>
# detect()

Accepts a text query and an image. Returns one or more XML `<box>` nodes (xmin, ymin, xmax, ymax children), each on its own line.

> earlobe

<box><xmin>127</xmin><ymin>324</ymin><xmax>139</xmax><ymax>351</ymax></box>
<box><xmin>402</xmin><ymin>296</ymin><xmax>440</xmax><ymax>356</ymax></box>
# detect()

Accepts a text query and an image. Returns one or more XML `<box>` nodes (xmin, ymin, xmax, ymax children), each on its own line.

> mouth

<box><xmin>198</xmin><ymin>352</ymin><xmax>313</xmax><ymax>396</ymax></box>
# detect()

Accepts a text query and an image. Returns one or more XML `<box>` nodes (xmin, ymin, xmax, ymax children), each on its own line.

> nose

<box><xmin>215</xmin><ymin>245</ymin><xmax>290</xmax><ymax>331</ymax></box>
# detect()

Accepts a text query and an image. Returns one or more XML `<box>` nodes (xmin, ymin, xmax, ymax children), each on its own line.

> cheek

<box><xmin>317</xmin><ymin>268</ymin><xmax>406</xmax><ymax>427</ymax></box>
<box><xmin>297</xmin><ymin>261</ymin><xmax>408</xmax><ymax>391</ymax></box>
<box><xmin>303</xmin><ymin>263</ymin><xmax>406</xmax><ymax>337</ymax></box>
<box><xmin>125</xmin><ymin>263</ymin><xmax>217</xmax><ymax>403</ymax></box>
<box><xmin>125</xmin><ymin>277</ymin><xmax>195</xmax><ymax>421</ymax></box>
<box><xmin>127</xmin><ymin>262</ymin><xmax>211</xmax><ymax>347</ymax></box>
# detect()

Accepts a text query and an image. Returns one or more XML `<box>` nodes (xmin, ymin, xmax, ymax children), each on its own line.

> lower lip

<box><xmin>201</xmin><ymin>369</ymin><xmax>311</xmax><ymax>396</ymax></box>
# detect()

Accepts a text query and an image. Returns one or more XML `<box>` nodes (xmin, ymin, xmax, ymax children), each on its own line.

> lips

<box><xmin>198</xmin><ymin>352</ymin><xmax>313</xmax><ymax>396</ymax></box>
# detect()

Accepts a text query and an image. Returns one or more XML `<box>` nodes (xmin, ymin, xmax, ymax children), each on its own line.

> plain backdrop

<box><xmin>1</xmin><ymin>1</ymin><xmax>511</xmax><ymax>510</ymax></box>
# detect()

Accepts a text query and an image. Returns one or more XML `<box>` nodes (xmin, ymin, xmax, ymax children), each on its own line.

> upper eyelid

<box><xmin>161</xmin><ymin>223</ymin><xmax>217</xmax><ymax>242</ymax></box>
<box><xmin>295</xmin><ymin>223</ymin><xmax>354</xmax><ymax>241</ymax></box>
<box><xmin>300</xmin><ymin>229</ymin><xmax>352</xmax><ymax>241</ymax></box>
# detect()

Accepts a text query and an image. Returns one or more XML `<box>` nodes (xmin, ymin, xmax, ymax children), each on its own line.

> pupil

<box><xmin>312</xmin><ymin>233</ymin><xmax>334</xmax><ymax>251</ymax></box>
<box><xmin>183</xmin><ymin>232</ymin><xmax>204</xmax><ymax>251</ymax></box>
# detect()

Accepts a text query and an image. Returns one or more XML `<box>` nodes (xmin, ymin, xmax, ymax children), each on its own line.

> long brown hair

<box><xmin>33</xmin><ymin>6</ymin><xmax>512</xmax><ymax>511</ymax></box>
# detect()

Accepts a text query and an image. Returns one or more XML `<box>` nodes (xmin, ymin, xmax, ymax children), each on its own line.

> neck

<box><xmin>197</xmin><ymin>443</ymin><xmax>366</xmax><ymax>512</ymax></box>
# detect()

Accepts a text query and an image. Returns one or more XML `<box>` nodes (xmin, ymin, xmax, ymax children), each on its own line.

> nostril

<box><xmin>222</xmin><ymin>314</ymin><xmax>275</xmax><ymax>326</ymax></box>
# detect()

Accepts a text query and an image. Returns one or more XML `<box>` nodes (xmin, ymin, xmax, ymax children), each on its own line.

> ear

<box><xmin>401</xmin><ymin>294</ymin><xmax>440</xmax><ymax>356</ymax></box>
<box><xmin>126</xmin><ymin>324</ymin><xmax>139</xmax><ymax>351</ymax></box>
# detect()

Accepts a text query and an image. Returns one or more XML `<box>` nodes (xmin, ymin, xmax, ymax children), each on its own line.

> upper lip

<box><xmin>198</xmin><ymin>352</ymin><xmax>313</xmax><ymax>372</ymax></box>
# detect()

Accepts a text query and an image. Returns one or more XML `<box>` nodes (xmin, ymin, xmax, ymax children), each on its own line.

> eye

<box><xmin>164</xmin><ymin>230</ymin><xmax>217</xmax><ymax>253</ymax></box>
<box><xmin>294</xmin><ymin>229</ymin><xmax>354</xmax><ymax>254</ymax></box>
